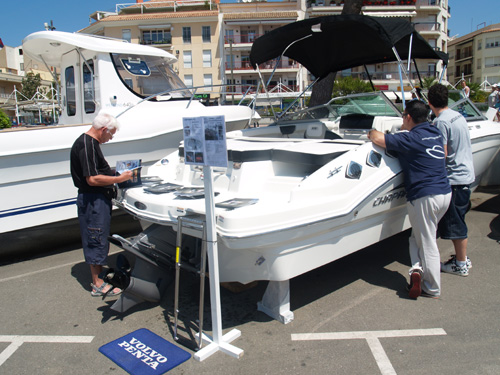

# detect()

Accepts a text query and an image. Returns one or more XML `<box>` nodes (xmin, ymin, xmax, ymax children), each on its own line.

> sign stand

<box><xmin>181</xmin><ymin>116</ymin><xmax>243</xmax><ymax>361</ymax></box>
<box><xmin>194</xmin><ymin>166</ymin><xmax>243</xmax><ymax>361</ymax></box>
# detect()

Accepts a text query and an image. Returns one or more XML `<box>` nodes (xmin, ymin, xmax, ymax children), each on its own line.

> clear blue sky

<box><xmin>1</xmin><ymin>0</ymin><xmax>498</xmax><ymax>47</ymax></box>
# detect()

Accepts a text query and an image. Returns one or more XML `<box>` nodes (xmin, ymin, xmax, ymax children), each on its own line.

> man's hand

<box><xmin>87</xmin><ymin>170</ymin><xmax>134</xmax><ymax>186</ymax></box>
<box><xmin>117</xmin><ymin>170</ymin><xmax>133</xmax><ymax>183</ymax></box>
<box><xmin>367</xmin><ymin>129</ymin><xmax>387</xmax><ymax>148</ymax></box>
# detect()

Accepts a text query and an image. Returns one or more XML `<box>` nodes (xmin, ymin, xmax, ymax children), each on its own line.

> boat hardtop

<box><xmin>23</xmin><ymin>31</ymin><xmax>177</xmax><ymax>67</ymax></box>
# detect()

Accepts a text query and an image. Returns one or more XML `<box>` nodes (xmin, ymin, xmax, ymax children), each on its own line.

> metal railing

<box><xmin>116</xmin><ymin>0</ymin><xmax>217</xmax><ymax>13</ymax></box>
<box><xmin>413</xmin><ymin>22</ymin><xmax>441</xmax><ymax>33</ymax></box>
<box><xmin>140</xmin><ymin>38</ymin><xmax>172</xmax><ymax>46</ymax></box>
<box><xmin>225</xmin><ymin>59</ymin><xmax>300</xmax><ymax>71</ymax></box>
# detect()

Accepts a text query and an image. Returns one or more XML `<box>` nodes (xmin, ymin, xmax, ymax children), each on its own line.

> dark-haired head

<box><xmin>404</xmin><ymin>100</ymin><xmax>430</xmax><ymax>124</ymax></box>
<box><xmin>428</xmin><ymin>83</ymin><xmax>448</xmax><ymax>109</ymax></box>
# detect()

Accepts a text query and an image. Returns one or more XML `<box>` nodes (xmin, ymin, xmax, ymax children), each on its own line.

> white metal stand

<box><xmin>194</xmin><ymin>167</ymin><xmax>243</xmax><ymax>361</ymax></box>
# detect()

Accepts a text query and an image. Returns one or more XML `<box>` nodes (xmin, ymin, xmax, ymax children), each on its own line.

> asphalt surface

<box><xmin>1</xmin><ymin>187</ymin><xmax>499</xmax><ymax>375</ymax></box>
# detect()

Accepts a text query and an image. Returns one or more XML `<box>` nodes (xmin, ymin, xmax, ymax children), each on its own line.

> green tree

<box><xmin>20</xmin><ymin>72</ymin><xmax>44</xmax><ymax>100</ymax></box>
<box><xmin>422</xmin><ymin>76</ymin><xmax>437</xmax><ymax>89</ymax></box>
<box><xmin>468</xmin><ymin>82</ymin><xmax>488</xmax><ymax>103</ymax></box>
<box><xmin>331</xmin><ymin>76</ymin><xmax>373</xmax><ymax>97</ymax></box>
<box><xmin>0</xmin><ymin>109</ymin><xmax>11</xmax><ymax>129</ymax></box>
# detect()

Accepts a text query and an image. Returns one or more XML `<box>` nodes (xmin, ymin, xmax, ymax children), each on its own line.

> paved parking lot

<box><xmin>1</xmin><ymin>188</ymin><xmax>499</xmax><ymax>375</ymax></box>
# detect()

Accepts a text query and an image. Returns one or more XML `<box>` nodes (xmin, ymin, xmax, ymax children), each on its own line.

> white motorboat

<box><xmin>110</xmin><ymin>16</ymin><xmax>500</xmax><ymax>322</ymax></box>
<box><xmin>0</xmin><ymin>31</ymin><xmax>256</xmax><ymax>234</ymax></box>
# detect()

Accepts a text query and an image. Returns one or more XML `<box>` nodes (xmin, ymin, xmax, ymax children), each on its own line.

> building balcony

<box><xmin>416</xmin><ymin>0</ymin><xmax>443</xmax><ymax>7</ymax></box>
<box><xmin>455</xmin><ymin>55</ymin><xmax>474</xmax><ymax>63</ymax></box>
<box><xmin>226</xmin><ymin>84</ymin><xmax>299</xmax><ymax>95</ymax></box>
<box><xmin>346</xmin><ymin>70</ymin><xmax>439</xmax><ymax>80</ymax></box>
<box><xmin>224</xmin><ymin>34</ymin><xmax>261</xmax><ymax>45</ymax></box>
<box><xmin>413</xmin><ymin>22</ymin><xmax>442</xmax><ymax>34</ymax></box>
<box><xmin>225</xmin><ymin>59</ymin><xmax>300</xmax><ymax>72</ymax></box>
<box><xmin>140</xmin><ymin>38</ymin><xmax>172</xmax><ymax>46</ymax></box>
<box><xmin>307</xmin><ymin>0</ymin><xmax>416</xmax><ymax>6</ymax></box>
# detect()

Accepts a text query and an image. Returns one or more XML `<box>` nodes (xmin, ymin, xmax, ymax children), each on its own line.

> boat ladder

<box><xmin>173</xmin><ymin>216</ymin><xmax>207</xmax><ymax>350</ymax></box>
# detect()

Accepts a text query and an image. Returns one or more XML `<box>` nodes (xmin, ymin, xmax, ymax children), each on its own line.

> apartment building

<box><xmin>81</xmin><ymin>0</ymin><xmax>222</xmax><ymax>99</ymax></box>
<box><xmin>306</xmin><ymin>0</ymin><xmax>450</xmax><ymax>90</ymax></box>
<box><xmin>447</xmin><ymin>23</ymin><xmax>500</xmax><ymax>86</ymax></box>
<box><xmin>219</xmin><ymin>0</ymin><xmax>306</xmax><ymax>101</ymax></box>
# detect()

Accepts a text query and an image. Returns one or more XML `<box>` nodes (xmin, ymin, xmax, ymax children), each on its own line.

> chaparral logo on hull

<box><xmin>373</xmin><ymin>189</ymin><xmax>406</xmax><ymax>207</ymax></box>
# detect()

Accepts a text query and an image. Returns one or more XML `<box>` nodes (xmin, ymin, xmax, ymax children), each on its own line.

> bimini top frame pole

<box><xmin>255</xmin><ymin>33</ymin><xmax>314</xmax><ymax>122</ymax></box>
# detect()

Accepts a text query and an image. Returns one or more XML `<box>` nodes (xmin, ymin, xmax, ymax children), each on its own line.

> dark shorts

<box><xmin>437</xmin><ymin>184</ymin><xmax>471</xmax><ymax>240</ymax></box>
<box><xmin>77</xmin><ymin>193</ymin><xmax>112</xmax><ymax>265</ymax></box>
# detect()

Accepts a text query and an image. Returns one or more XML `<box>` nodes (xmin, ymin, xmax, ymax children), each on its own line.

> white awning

<box><xmin>363</xmin><ymin>11</ymin><xmax>417</xmax><ymax>18</ymax></box>
<box><xmin>138</xmin><ymin>24</ymin><xmax>172</xmax><ymax>30</ymax></box>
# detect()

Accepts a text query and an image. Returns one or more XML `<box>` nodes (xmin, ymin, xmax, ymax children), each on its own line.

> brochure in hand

<box><xmin>116</xmin><ymin>159</ymin><xmax>142</xmax><ymax>188</ymax></box>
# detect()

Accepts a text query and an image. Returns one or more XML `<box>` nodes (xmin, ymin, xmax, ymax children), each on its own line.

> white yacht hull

<box><xmin>1</xmin><ymin>31</ymin><xmax>255</xmax><ymax>234</ymax></box>
<box><xmin>114</xmin><ymin>115</ymin><xmax>500</xmax><ymax>284</ymax></box>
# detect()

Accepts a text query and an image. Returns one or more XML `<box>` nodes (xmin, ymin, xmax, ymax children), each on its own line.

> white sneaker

<box><xmin>441</xmin><ymin>257</ymin><xmax>469</xmax><ymax>276</ymax></box>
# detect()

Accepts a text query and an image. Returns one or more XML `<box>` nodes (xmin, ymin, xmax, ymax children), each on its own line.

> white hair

<box><xmin>92</xmin><ymin>111</ymin><xmax>120</xmax><ymax>131</ymax></box>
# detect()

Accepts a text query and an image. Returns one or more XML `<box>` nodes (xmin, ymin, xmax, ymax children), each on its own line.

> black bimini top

<box><xmin>250</xmin><ymin>15</ymin><xmax>448</xmax><ymax>79</ymax></box>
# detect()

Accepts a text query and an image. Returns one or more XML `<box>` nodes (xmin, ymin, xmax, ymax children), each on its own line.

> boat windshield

<box><xmin>446</xmin><ymin>90</ymin><xmax>487</xmax><ymax>122</ymax></box>
<box><xmin>279</xmin><ymin>92</ymin><xmax>401</xmax><ymax>123</ymax></box>
<box><xmin>111</xmin><ymin>53</ymin><xmax>192</xmax><ymax>99</ymax></box>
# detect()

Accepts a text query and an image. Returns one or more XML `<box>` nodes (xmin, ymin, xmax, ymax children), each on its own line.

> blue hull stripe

<box><xmin>0</xmin><ymin>199</ymin><xmax>77</xmax><ymax>218</ymax></box>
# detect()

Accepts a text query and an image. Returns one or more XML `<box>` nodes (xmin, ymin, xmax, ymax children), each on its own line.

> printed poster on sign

<box><xmin>182</xmin><ymin>116</ymin><xmax>227</xmax><ymax>168</ymax></box>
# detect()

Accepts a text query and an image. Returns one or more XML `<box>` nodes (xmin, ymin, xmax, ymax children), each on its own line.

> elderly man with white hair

<box><xmin>70</xmin><ymin>112</ymin><xmax>133</xmax><ymax>297</ymax></box>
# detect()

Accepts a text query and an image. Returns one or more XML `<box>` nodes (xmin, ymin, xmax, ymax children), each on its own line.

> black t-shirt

<box><xmin>70</xmin><ymin>133</ymin><xmax>114</xmax><ymax>196</ymax></box>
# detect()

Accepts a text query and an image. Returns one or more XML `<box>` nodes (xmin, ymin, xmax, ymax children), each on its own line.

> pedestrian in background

<box><xmin>428</xmin><ymin>83</ymin><xmax>475</xmax><ymax>277</ymax></box>
<box><xmin>368</xmin><ymin>100</ymin><xmax>451</xmax><ymax>299</ymax></box>
<box><xmin>460</xmin><ymin>80</ymin><xmax>470</xmax><ymax>98</ymax></box>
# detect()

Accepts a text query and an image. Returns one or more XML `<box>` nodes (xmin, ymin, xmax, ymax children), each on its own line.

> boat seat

<box><xmin>304</xmin><ymin>123</ymin><xmax>342</xmax><ymax>140</ymax></box>
<box><xmin>304</xmin><ymin>123</ymin><xmax>326</xmax><ymax>139</ymax></box>
<box><xmin>228</xmin><ymin>148</ymin><xmax>346</xmax><ymax>166</ymax></box>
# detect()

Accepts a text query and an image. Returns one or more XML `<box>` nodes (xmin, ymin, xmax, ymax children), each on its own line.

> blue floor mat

<box><xmin>99</xmin><ymin>328</ymin><xmax>191</xmax><ymax>375</ymax></box>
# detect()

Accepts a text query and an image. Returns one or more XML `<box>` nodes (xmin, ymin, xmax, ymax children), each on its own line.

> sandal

<box><xmin>107</xmin><ymin>287</ymin><xmax>123</xmax><ymax>297</ymax></box>
<box><xmin>91</xmin><ymin>282</ymin><xmax>123</xmax><ymax>297</ymax></box>
<box><xmin>91</xmin><ymin>282</ymin><xmax>109</xmax><ymax>297</ymax></box>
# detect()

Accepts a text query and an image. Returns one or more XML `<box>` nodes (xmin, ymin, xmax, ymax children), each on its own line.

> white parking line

<box><xmin>0</xmin><ymin>335</ymin><xmax>94</xmax><ymax>367</ymax></box>
<box><xmin>0</xmin><ymin>249</ymin><xmax>122</xmax><ymax>283</ymax></box>
<box><xmin>292</xmin><ymin>328</ymin><xmax>446</xmax><ymax>375</ymax></box>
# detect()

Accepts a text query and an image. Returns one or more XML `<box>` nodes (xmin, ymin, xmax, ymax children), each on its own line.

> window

<box><xmin>486</xmin><ymin>37</ymin><xmax>500</xmax><ymax>48</ymax></box>
<box><xmin>241</xmin><ymin>29</ymin><xmax>256</xmax><ymax>43</ymax></box>
<box><xmin>184</xmin><ymin>74</ymin><xmax>193</xmax><ymax>88</ymax></box>
<box><xmin>82</xmin><ymin>60</ymin><xmax>95</xmax><ymax>114</ymax></box>
<box><xmin>477</xmin><ymin>59</ymin><xmax>481</xmax><ymax>70</ymax></box>
<box><xmin>203</xmin><ymin>50</ymin><xmax>212</xmax><ymax>68</ymax></box>
<box><xmin>428</xmin><ymin>63</ymin><xmax>437</xmax><ymax>77</ymax></box>
<box><xmin>122</xmin><ymin>29</ymin><xmax>131</xmax><ymax>42</ymax></box>
<box><xmin>485</xmin><ymin>56</ymin><xmax>500</xmax><ymax>67</ymax></box>
<box><xmin>183</xmin><ymin>27</ymin><xmax>191</xmax><ymax>44</ymax></box>
<box><xmin>225</xmin><ymin>55</ymin><xmax>233</xmax><ymax>70</ymax></box>
<box><xmin>478</xmin><ymin>40</ymin><xmax>482</xmax><ymax>50</ymax></box>
<box><xmin>65</xmin><ymin>66</ymin><xmax>76</xmax><ymax>116</ymax></box>
<box><xmin>225</xmin><ymin>29</ymin><xmax>235</xmax><ymax>44</ymax></box>
<box><xmin>202</xmin><ymin>26</ymin><xmax>211</xmax><ymax>43</ymax></box>
<box><xmin>203</xmin><ymin>74</ymin><xmax>212</xmax><ymax>91</ymax></box>
<box><xmin>142</xmin><ymin>29</ymin><xmax>171</xmax><ymax>45</ymax></box>
<box><xmin>183</xmin><ymin>51</ymin><xmax>192</xmax><ymax>69</ymax></box>
<box><xmin>111</xmin><ymin>53</ymin><xmax>191</xmax><ymax>98</ymax></box>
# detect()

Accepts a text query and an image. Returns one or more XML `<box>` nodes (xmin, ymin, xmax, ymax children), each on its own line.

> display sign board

<box><xmin>182</xmin><ymin>116</ymin><xmax>228</xmax><ymax>168</ymax></box>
